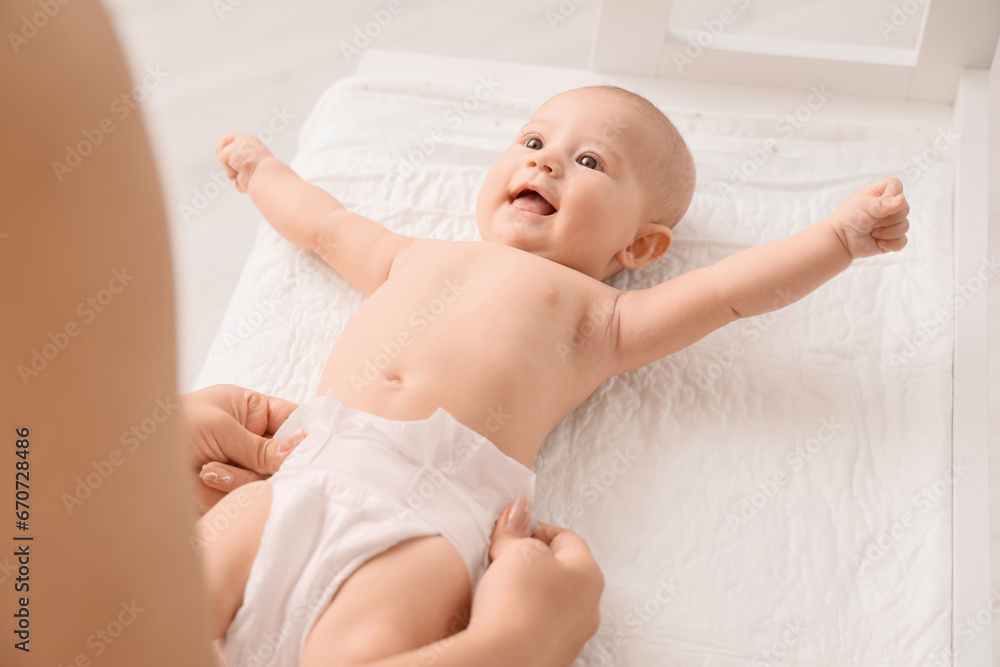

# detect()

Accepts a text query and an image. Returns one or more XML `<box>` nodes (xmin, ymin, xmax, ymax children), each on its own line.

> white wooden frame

<box><xmin>591</xmin><ymin>2</ymin><xmax>997</xmax><ymax>665</ymax></box>
<box><xmin>590</xmin><ymin>0</ymin><xmax>1000</xmax><ymax>103</ymax></box>
<box><xmin>951</xmin><ymin>69</ymin><xmax>992</xmax><ymax>667</ymax></box>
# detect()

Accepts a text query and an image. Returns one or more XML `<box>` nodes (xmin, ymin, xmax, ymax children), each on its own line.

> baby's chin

<box><xmin>475</xmin><ymin>218</ymin><xmax>541</xmax><ymax>247</ymax></box>
<box><xmin>482</xmin><ymin>235</ymin><xmax>539</xmax><ymax>254</ymax></box>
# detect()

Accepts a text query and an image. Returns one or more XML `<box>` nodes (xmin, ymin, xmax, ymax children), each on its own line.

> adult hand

<box><xmin>181</xmin><ymin>384</ymin><xmax>305</xmax><ymax>513</ymax></box>
<box><xmin>470</xmin><ymin>496</ymin><xmax>605</xmax><ymax>667</ymax></box>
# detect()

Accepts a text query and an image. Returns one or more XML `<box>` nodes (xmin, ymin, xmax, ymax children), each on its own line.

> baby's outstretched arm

<box><xmin>611</xmin><ymin>177</ymin><xmax>909</xmax><ymax>373</ymax></box>
<box><xmin>217</xmin><ymin>132</ymin><xmax>416</xmax><ymax>295</ymax></box>
<box><xmin>217</xmin><ymin>132</ymin><xmax>340</xmax><ymax>247</ymax></box>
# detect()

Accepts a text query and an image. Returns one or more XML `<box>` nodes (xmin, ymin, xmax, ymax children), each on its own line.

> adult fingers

<box><xmin>533</xmin><ymin>522</ymin><xmax>605</xmax><ymax>610</ymax></box>
<box><xmin>217</xmin><ymin>414</ymin><xmax>307</xmax><ymax>476</ymax></box>
<box><xmin>257</xmin><ymin>392</ymin><xmax>299</xmax><ymax>437</ymax></box>
<box><xmin>199</xmin><ymin>461</ymin><xmax>268</xmax><ymax>492</ymax></box>
<box><xmin>184</xmin><ymin>385</ymin><xmax>304</xmax><ymax>476</ymax></box>
<box><xmin>487</xmin><ymin>495</ymin><xmax>533</xmax><ymax>562</ymax></box>
<box><xmin>532</xmin><ymin>521</ymin><xmax>597</xmax><ymax>569</ymax></box>
<box><xmin>215</xmin><ymin>385</ymin><xmax>301</xmax><ymax>467</ymax></box>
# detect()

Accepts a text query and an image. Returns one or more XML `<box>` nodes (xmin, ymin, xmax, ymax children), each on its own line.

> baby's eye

<box><xmin>525</xmin><ymin>137</ymin><xmax>542</xmax><ymax>150</ymax></box>
<box><xmin>578</xmin><ymin>155</ymin><xmax>602</xmax><ymax>171</ymax></box>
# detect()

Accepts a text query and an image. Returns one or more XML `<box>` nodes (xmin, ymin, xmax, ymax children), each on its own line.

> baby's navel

<box><xmin>385</xmin><ymin>374</ymin><xmax>403</xmax><ymax>384</ymax></box>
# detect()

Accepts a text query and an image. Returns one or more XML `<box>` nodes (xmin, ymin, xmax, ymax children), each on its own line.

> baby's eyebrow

<box><xmin>593</xmin><ymin>142</ymin><xmax>622</xmax><ymax>164</ymax></box>
<box><xmin>581</xmin><ymin>139</ymin><xmax>622</xmax><ymax>170</ymax></box>
<box><xmin>517</xmin><ymin>120</ymin><xmax>623</xmax><ymax>165</ymax></box>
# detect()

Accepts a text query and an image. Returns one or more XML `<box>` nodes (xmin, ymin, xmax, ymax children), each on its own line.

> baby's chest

<box><xmin>405</xmin><ymin>248</ymin><xmax>580</xmax><ymax>314</ymax></box>
<box><xmin>393</xmin><ymin>246</ymin><xmax>612</xmax><ymax>351</ymax></box>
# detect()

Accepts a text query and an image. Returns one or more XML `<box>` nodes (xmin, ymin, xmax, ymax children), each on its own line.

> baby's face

<box><xmin>475</xmin><ymin>89</ymin><xmax>654</xmax><ymax>281</ymax></box>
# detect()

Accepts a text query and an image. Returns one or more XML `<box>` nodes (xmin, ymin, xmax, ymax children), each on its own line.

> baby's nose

<box><xmin>526</xmin><ymin>156</ymin><xmax>555</xmax><ymax>174</ymax></box>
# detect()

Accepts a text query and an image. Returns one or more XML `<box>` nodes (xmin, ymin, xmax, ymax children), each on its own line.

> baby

<box><xmin>198</xmin><ymin>85</ymin><xmax>909</xmax><ymax>667</ymax></box>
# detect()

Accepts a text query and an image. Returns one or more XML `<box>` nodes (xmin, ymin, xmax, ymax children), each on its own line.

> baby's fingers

<box><xmin>876</xmin><ymin>235</ymin><xmax>908</xmax><ymax>253</ymax></box>
<box><xmin>218</xmin><ymin>149</ymin><xmax>238</xmax><ymax>180</ymax></box>
<box><xmin>878</xmin><ymin>192</ymin><xmax>908</xmax><ymax>218</ymax></box>
<box><xmin>864</xmin><ymin>177</ymin><xmax>907</xmax><ymax>219</ymax></box>
<box><xmin>868</xmin><ymin>176</ymin><xmax>904</xmax><ymax>199</ymax></box>
<box><xmin>873</xmin><ymin>217</ymin><xmax>910</xmax><ymax>240</ymax></box>
<box><xmin>216</xmin><ymin>131</ymin><xmax>241</xmax><ymax>156</ymax></box>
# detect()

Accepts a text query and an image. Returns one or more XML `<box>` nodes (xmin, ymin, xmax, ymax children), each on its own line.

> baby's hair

<box><xmin>584</xmin><ymin>84</ymin><xmax>696</xmax><ymax>230</ymax></box>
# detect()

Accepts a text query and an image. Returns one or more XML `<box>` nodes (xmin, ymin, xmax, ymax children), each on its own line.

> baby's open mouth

<box><xmin>510</xmin><ymin>188</ymin><xmax>556</xmax><ymax>216</ymax></box>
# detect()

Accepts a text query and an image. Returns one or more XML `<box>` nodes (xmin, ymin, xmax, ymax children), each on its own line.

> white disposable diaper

<box><xmin>220</xmin><ymin>391</ymin><xmax>537</xmax><ymax>667</ymax></box>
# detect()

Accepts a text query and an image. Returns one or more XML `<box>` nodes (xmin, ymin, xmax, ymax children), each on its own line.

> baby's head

<box><xmin>475</xmin><ymin>86</ymin><xmax>695</xmax><ymax>281</ymax></box>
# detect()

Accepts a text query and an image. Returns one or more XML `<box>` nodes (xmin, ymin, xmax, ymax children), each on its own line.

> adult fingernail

<box><xmin>277</xmin><ymin>427</ymin><xmax>307</xmax><ymax>455</ymax></box>
<box><xmin>200</xmin><ymin>466</ymin><xmax>232</xmax><ymax>485</ymax></box>
<box><xmin>506</xmin><ymin>494</ymin><xmax>531</xmax><ymax>533</ymax></box>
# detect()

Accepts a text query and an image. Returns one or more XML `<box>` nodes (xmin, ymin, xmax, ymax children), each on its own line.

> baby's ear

<box><xmin>615</xmin><ymin>224</ymin><xmax>673</xmax><ymax>270</ymax></box>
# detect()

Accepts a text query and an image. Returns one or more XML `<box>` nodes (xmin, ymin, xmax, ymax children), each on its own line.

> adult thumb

<box><xmin>488</xmin><ymin>494</ymin><xmax>532</xmax><ymax>562</ymax></box>
<box><xmin>220</xmin><ymin>420</ymin><xmax>307</xmax><ymax>476</ymax></box>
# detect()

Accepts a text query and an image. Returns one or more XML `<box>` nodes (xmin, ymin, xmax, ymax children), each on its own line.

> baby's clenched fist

<box><xmin>216</xmin><ymin>132</ymin><xmax>273</xmax><ymax>193</ymax></box>
<box><xmin>828</xmin><ymin>177</ymin><xmax>910</xmax><ymax>260</ymax></box>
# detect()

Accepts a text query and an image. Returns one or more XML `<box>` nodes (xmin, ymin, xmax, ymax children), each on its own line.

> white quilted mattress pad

<box><xmin>196</xmin><ymin>69</ymin><xmax>956</xmax><ymax>666</ymax></box>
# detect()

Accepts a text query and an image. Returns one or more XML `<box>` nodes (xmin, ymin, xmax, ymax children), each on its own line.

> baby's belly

<box><xmin>315</xmin><ymin>331</ymin><xmax>558</xmax><ymax>466</ymax></box>
<box><xmin>314</xmin><ymin>305</ymin><xmax>597</xmax><ymax>467</ymax></box>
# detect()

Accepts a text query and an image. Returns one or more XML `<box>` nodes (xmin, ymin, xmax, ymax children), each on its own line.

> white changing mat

<box><xmin>195</xmin><ymin>53</ymin><xmax>956</xmax><ymax>666</ymax></box>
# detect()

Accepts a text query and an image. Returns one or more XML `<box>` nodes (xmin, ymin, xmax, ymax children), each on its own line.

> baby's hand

<box><xmin>828</xmin><ymin>177</ymin><xmax>910</xmax><ymax>259</ymax></box>
<box><xmin>216</xmin><ymin>132</ymin><xmax>273</xmax><ymax>193</ymax></box>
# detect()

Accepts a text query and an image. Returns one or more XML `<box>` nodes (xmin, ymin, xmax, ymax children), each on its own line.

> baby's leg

<box><xmin>301</xmin><ymin>534</ymin><xmax>471</xmax><ymax>666</ymax></box>
<box><xmin>195</xmin><ymin>479</ymin><xmax>273</xmax><ymax>640</ymax></box>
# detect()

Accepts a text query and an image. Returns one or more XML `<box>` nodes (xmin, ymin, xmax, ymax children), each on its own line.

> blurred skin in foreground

<box><xmin>0</xmin><ymin>2</ymin><xmax>603</xmax><ymax>665</ymax></box>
